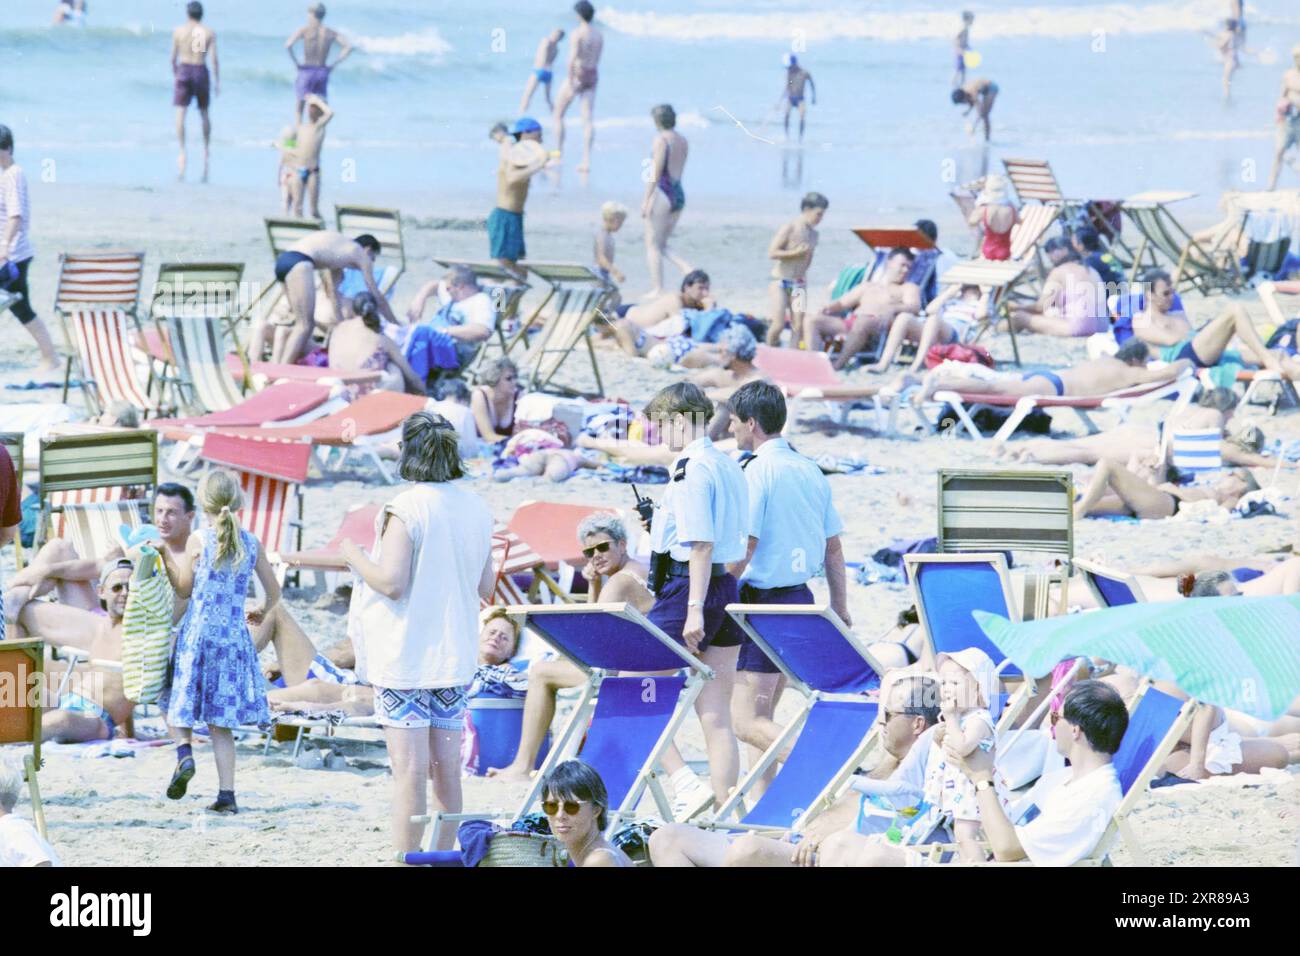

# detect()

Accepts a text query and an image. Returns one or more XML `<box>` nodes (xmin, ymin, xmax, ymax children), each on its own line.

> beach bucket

<box><xmin>467</xmin><ymin>697</ymin><xmax>550</xmax><ymax>776</ymax></box>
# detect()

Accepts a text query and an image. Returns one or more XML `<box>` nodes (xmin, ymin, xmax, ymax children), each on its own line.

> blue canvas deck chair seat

<box><xmin>921</xmin><ymin>681</ymin><xmax>1196</xmax><ymax>866</ymax></box>
<box><xmin>935</xmin><ymin>468</ymin><xmax>1074</xmax><ymax>616</ymax></box>
<box><xmin>713</xmin><ymin>605</ymin><xmax>884</xmax><ymax>834</ymax></box>
<box><xmin>413</xmin><ymin>603</ymin><xmax>713</xmax><ymax>854</ymax></box>
<box><xmin>1075</xmin><ymin>559</ymin><xmax>1149</xmax><ymax>608</ymax></box>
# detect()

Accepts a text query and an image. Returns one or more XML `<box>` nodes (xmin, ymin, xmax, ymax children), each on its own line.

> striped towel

<box><xmin>120</xmin><ymin>550</ymin><xmax>174</xmax><ymax>705</ymax></box>
<box><xmin>1170</xmin><ymin>428</ymin><xmax>1222</xmax><ymax>477</ymax></box>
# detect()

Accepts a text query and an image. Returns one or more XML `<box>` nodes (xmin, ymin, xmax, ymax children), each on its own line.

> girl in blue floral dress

<box><xmin>160</xmin><ymin>470</ymin><xmax>280</xmax><ymax>813</ymax></box>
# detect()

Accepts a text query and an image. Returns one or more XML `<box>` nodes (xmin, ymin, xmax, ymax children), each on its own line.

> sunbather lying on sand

<box><xmin>907</xmin><ymin>339</ymin><xmax>1188</xmax><ymax>404</ymax></box>
<box><xmin>1073</xmin><ymin>458</ymin><xmax>1258</xmax><ymax>520</ymax></box>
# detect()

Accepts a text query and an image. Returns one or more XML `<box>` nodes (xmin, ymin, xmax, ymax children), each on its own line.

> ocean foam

<box><xmin>599</xmin><ymin>0</ymin><xmax>1236</xmax><ymax>44</ymax></box>
<box><xmin>351</xmin><ymin>27</ymin><xmax>453</xmax><ymax>57</ymax></box>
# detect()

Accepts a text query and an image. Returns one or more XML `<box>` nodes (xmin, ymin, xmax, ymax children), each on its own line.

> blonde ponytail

<box><xmin>199</xmin><ymin>470</ymin><xmax>246</xmax><ymax>567</ymax></box>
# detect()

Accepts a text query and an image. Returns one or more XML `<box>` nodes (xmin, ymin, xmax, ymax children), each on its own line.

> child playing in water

<box><xmin>953</xmin><ymin>10</ymin><xmax>975</xmax><ymax>88</ymax></box>
<box><xmin>766</xmin><ymin>192</ymin><xmax>828</xmax><ymax>348</ymax></box>
<box><xmin>159</xmin><ymin>470</ymin><xmax>281</xmax><ymax>814</ymax></box>
<box><xmin>923</xmin><ymin>648</ymin><xmax>1007</xmax><ymax>862</ymax></box>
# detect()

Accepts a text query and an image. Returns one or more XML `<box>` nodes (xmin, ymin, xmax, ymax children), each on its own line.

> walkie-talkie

<box><xmin>631</xmin><ymin>483</ymin><xmax>655</xmax><ymax>531</ymax></box>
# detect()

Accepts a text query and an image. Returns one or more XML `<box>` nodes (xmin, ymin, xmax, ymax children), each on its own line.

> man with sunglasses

<box><xmin>725</xmin><ymin>380</ymin><xmax>849</xmax><ymax>803</ymax></box>
<box><xmin>650</xmin><ymin>672</ymin><xmax>940</xmax><ymax>867</ymax></box>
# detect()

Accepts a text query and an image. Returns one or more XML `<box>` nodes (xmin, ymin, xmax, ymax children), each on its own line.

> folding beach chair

<box><xmin>147</xmin><ymin>261</ymin><xmax>249</xmax><ymax>405</ymax></box>
<box><xmin>1122</xmin><ymin>191</ymin><xmax>1244</xmax><ymax>295</ymax></box>
<box><xmin>336</xmin><ymin>205</ymin><xmax>405</xmax><ymax>294</ymax></box>
<box><xmin>851</xmin><ymin>227</ymin><xmax>940</xmax><ymax>304</ymax></box>
<box><xmin>927</xmin><ymin>367</ymin><xmax>1196</xmax><ymax>442</ymax></box>
<box><xmin>714</xmin><ymin>605</ymin><xmax>884</xmax><ymax>833</ymax></box>
<box><xmin>489</xmin><ymin>522</ymin><xmax>546</xmax><ymax>606</ymax></box>
<box><xmin>65</xmin><ymin>309</ymin><xmax>163</xmax><ymax>417</ymax></box>
<box><xmin>751</xmin><ymin>345</ymin><xmax>883</xmax><ymax>427</ymax></box>
<box><xmin>1074</xmin><ymin>559</ymin><xmax>1149</xmax><ymax>608</ymax></box>
<box><xmin>518</xmin><ymin>262</ymin><xmax>614</xmax><ymax>397</ymax></box>
<box><xmin>35</xmin><ymin>429</ymin><xmax>158</xmax><ymax>551</ymax></box>
<box><xmin>275</xmin><ymin>503</ymin><xmax>381</xmax><ymax>591</ymax></box>
<box><xmin>221</xmin><ymin>354</ymin><xmax>382</xmax><ymax>392</ymax></box>
<box><xmin>934</xmin><ymin>258</ymin><xmax>1031</xmax><ymax>365</ymax></box>
<box><xmin>197</xmin><ymin>390</ymin><xmax>427</xmax><ymax>483</ymax></box>
<box><xmin>1001</xmin><ymin>157</ymin><xmax>1130</xmax><ymax>259</ymax></box>
<box><xmin>431</xmin><ymin>258</ymin><xmax>532</xmax><ymax>374</ymax></box>
<box><xmin>2</xmin><ymin>432</ymin><xmax>26</xmax><ymax>570</ymax></box>
<box><xmin>52</xmin><ymin>250</ymin><xmax>146</xmax><ymax>323</ymax></box>
<box><xmin>415</xmin><ymin>603</ymin><xmax>714</xmax><ymax>852</ymax></box>
<box><xmin>0</xmin><ymin>639</ymin><xmax>47</xmax><ymax>839</ymax></box>
<box><xmin>935</xmin><ymin>468</ymin><xmax>1075</xmax><ymax>614</ymax></box>
<box><xmin>920</xmin><ymin>681</ymin><xmax>1196</xmax><ymax>866</ymax></box>
<box><xmin>196</xmin><ymin>432</ymin><xmax>311</xmax><ymax>566</ymax></box>
<box><xmin>504</xmin><ymin>500</ymin><xmax>648</xmax><ymax>602</ymax></box>
<box><xmin>157</xmin><ymin>314</ymin><xmax>250</xmax><ymax>417</ymax></box>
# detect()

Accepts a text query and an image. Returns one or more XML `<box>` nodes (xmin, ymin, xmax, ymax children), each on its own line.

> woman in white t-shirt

<box><xmin>0</xmin><ymin>761</ymin><xmax>60</xmax><ymax>867</ymax></box>
<box><xmin>339</xmin><ymin>412</ymin><xmax>496</xmax><ymax>855</ymax></box>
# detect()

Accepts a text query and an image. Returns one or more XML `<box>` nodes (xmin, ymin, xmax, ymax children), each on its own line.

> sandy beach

<box><xmin>2</xmin><ymin>175</ymin><xmax>1298</xmax><ymax>866</ymax></box>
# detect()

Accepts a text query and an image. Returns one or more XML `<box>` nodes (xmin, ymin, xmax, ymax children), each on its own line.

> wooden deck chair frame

<box><xmin>150</xmin><ymin>262</ymin><xmax>251</xmax><ymax>412</ymax></box>
<box><xmin>936</xmin><ymin>468</ymin><xmax>1073</xmax><ymax>613</ymax></box>
<box><xmin>518</xmin><ymin>263</ymin><xmax>614</xmax><ymax>397</ymax></box>
<box><xmin>35</xmin><ymin>430</ymin><xmax>158</xmax><ymax>550</ymax></box>
<box><xmin>1122</xmin><ymin>192</ymin><xmax>1244</xmax><ymax>295</ymax></box>
<box><xmin>1</xmin><ymin>432</ymin><xmax>26</xmax><ymax>570</ymax></box>
<box><xmin>63</xmin><ymin>308</ymin><xmax>163</xmax><ymax>418</ymax></box>
<box><xmin>1001</xmin><ymin>157</ymin><xmax>1133</xmax><ymax>263</ymax></box>
<box><xmin>0</xmin><ymin>639</ymin><xmax>47</xmax><ymax>839</ymax></box>
<box><xmin>420</xmin><ymin>603</ymin><xmax>713</xmax><ymax>847</ymax></box>
<box><xmin>336</xmin><ymin>205</ymin><xmax>405</xmax><ymax>293</ymax></box>
<box><xmin>430</xmin><ymin>258</ymin><xmax>533</xmax><ymax>378</ymax></box>
<box><xmin>713</xmin><ymin>605</ymin><xmax>884</xmax><ymax>833</ymax></box>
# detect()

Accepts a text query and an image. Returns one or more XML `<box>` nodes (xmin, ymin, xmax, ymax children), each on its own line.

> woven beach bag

<box><xmin>478</xmin><ymin>831</ymin><xmax>567</xmax><ymax>868</ymax></box>
<box><xmin>120</xmin><ymin>551</ymin><xmax>174</xmax><ymax>704</ymax></box>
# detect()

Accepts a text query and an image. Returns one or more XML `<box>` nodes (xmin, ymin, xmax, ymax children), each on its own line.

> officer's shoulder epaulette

<box><xmin>673</xmin><ymin>458</ymin><xmax>689</xmax><ymax>481</ymax></box>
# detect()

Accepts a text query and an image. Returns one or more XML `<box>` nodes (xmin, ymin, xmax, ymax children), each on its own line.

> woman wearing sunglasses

<box><xmin>541</xmin><ymin>761</ymin><xmax>632</xmax><ymax>867</ymax></box>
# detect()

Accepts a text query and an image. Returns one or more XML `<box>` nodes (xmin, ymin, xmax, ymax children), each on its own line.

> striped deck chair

<box><xmin>197</xmin><ymin>432</ymin><xmax>311</xmax><ymax>568</ymax></box>
<box><xmin>276</xmin><ymin>503</ymin><xmax>381</xmax><ymax>590</ymax></box>
<box><xmin>1122</xmin><ymin>191</ymin><xmax>1244</xmax><ymax>295</ymax></box>
<box><xmin>161</xmin><ymin>314</ymin><xmax>250</xmax><ymax>416</ymax></box>
<box><xmin>518</xmin><ymin>262</ymin><xmax>614</xmax><ymax>397</ymax></box>
<box><xmin>490</xmin><ymin>521</ymin><xmax>545</xmax><ymax>605</ymax></box>
<box><xmin>1001</xmin><ymin>157</ymin><xmax>1131</xmax><ymax>260</ymax></box>
<box><xmin>36</xmin><ymin>429</ymin><xmax>158</xmax><ymax>551</ymax></box>
<box><xmin>431</xmin><ymin>258</ymin><xmax>532</xmax><ymax>375</ymax></box>
<box><xmin>52</xmin><ymin>250</ymin><xmax>146</xmax><ymax>323</ymax></box>
<box><xmin>143</xmin><ymin>262</ymin><xmax>248</xmax><ymax>390</ymax></box>
<box><xmin>337</xmin><ymin>205</ymin><xmax>405</xmax><ymax>294</ymax></box>
<box><xmin>936</xmin><ymin>468</ymin><xmax>1074</xmax><ymax>614</ymax></box>
<box><xmin>1007</xmin><ymin>202</ymin><xmax>1062</xmax><ymax>265</ymax></box>
<box><xmin>0</xmin><ymin>639</ymin><xmax>47</xmax><ymax>839</ymax></box>
<box><xmin>2</xmin><ymin>432</ymin><xmax>25</xmax><ymax>569</ymax></box>
<box><xmin>66</xmin><ymin>309</ymin><xmax>162</xmax><ymax>416</ymax></box>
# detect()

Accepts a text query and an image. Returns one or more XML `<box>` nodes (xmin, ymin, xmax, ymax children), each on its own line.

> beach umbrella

<box><xmin>974</xmin><ymin>595</ymin><xmax>1300</xmax><ymax>721</ymax></box>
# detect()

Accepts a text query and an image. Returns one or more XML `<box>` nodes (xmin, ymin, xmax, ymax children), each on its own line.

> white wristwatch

<box><xmin>687</xmin><ymin>600</ymin><xmax>705</xmax><ymax>608</ymax></box>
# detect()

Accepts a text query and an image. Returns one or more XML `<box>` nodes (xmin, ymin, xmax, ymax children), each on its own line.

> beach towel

<box><xmin>683</xmin><ymin>307</ymin><xmax>734</xmax><ymax>344</ymax></box>
<box><xmin>598</xmin><ymin>463</ymin><xmax>670</xmax><ymax>484</ymax></box>
<box><xmin>4</xmin><ymin>380</ymin><xmax>82</xmax><ymax>391</ymax></box>
<box><xmin>403</xmin><ymin>324</ymin><xmax>461</xmax><ymax>378</ymax></box>
<box><xmin>813</xmin><ymin>453</ymin><xmax>884</xmax><ymax>476</ymax></box>
<box><xmin>924</xmin><ymin>342</ymin><xmax>994</xmax><ymax>369</ymax></box>
<box><xmin>120</xmin><ymin>547</ymin><xmax>174</xmax><ymax>705</ymax></box>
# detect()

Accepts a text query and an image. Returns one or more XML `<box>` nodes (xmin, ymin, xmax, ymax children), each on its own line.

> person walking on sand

<box><xmin>158</xmin><ymin>470</ymin><xmax>281</xmax><ymax>814</ymax></box>
<box><xmin>521</xmin><ymin>28</ymin><xmax>565</xmax><ymax>113</ymax></box>
<box><xmin>765</xmin><ymin>191</ymin><xmax>827</xmax><ymax>348</ymax></box>
<box><xmin>777</xmin><ymin>54</ymin><xmax>816</xmax><ymax>142</ymax></box>
<box><xmin>0</xmin><ymin>125</ymin><xmax>60</xmax><ymax>373</ymax></box>
<box><xmin>1268</xmin><ymin>45</ymin><xmax>1300</xmax><ymax>191</ymax></box>
<box><xmin>171</xmin><ymin>1</ymin><xmax>218</xmax><ymax>182</ymax></box>
<box><xmin>952</xmin><ymin>76</ymin><xmax>998</xmax><ymax>141</ymax></box>
<box><xmin>553</xmin><ymin>1</ymin><xmax>603</xmax><ymax>172</ymax></box>
<box><xmin>641</xmin><ymin>104</ymin><xmax>691</xmax><ymax>298</ymax></box>
<box><xmin>286</xmin><ymin>3</ymin><xmax>352</xmax><ymax>123</ymax></box>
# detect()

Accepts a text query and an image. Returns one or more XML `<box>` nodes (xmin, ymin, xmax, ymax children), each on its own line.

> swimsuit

<box><xmin>295</xmin><ymin>64</ymin><xmax>331</xmax><ymax>101</ymax></box>
<box><xmin>59</xmin><ymin>692</ymin><xmax>116</xmax><ymax>739</ymax></box>
<box><xmin>779</xmin><ymin>278</ymin><xmax>807</xmax><ymax>292</ymax></box>
<box><xmin>657</xmin><ymin>140</ymin><xmax>686</xmax><ymax>213</ymax></box>
<box><xmin>274</xmin><ymin>250</ymin><xmax>314</xmax><ymax>283</ymax></box>
<box><xmin>487</xmin><ymin>207</ymin><xmax>526</xmax><ymax>262</ymax></box>
<box><xmin>534</xmin><ymin>68</ymin><xmax>553</xmax><ymax>83</ymax></box>
<box><xmin>172</xmin><ymin>63</ymin><xmax>210</xmax><ymax>110</ymax></box>
<box><xmin>979</xmin><ymin>207</ymin><xmax>1013</xmax><ymax>260</ymax></box>
<box><xmin>296</xmin><ymin>166</ymin><xmax>320</xmax><ymax>183</ymax></box>
<box><xmin>1160</xmin><ymin>337</ymin><xmax>1207</xmax><ymax>368</ymax></box>
<box><xmin>1022</xmin><ymin>371</ymin><xmax>1065</xmax><ymax>396</ymax></box>
<box><xmin>572</xmin><ymin>65</ymin><xmax>598</xmax><ymax>94</ymax></box>
<box><xmin>788</xmin><ymin>93</ymin><xmax>804</xmax><ymax>108</ymax></box>
<box><xmin>1277</xmin><ymin>108</ymin><xmax>1300</xmax><ymax>153</ymax></box>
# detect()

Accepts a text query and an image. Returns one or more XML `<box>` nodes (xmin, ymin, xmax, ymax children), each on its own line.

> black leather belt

<box><xmin>666</xmin><ymin>560</ymin><xmax>728</xmax><ymax>578</ymax></box>
<box><xmin>740</xmin><ymin>582</ymin><xmax>807</xmax><ymax>597</ymax></box>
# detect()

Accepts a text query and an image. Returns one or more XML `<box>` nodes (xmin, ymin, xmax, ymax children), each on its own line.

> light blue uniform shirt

<box><xmin>649</xmin><ymin>436</ymin><xmax>749</xmax><ymax>564</ymax></box>
<box><xmin>741</xmin><ymin>436</ymin><xmax>844</xmax><ymax>589</ymax></box>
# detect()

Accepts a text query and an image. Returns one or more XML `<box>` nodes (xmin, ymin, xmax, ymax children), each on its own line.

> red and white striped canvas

<box><xmin>47</xmin><ymin>487</ymin><xmax>131</xmax><ymax>549</ymax></box>
<box><xmin>69</xmin><ymin>310</ymin><xmax>158</xmax><ymax>412</ymax></box>
<box><xmin>55</xmin><ymin>251</ymin><xmax>146</xmax><ymax>314</ymax></box>
<box><xmin>237</xmin><ymin>470</ymin><xmax>292</xmax><ymax>556</ymax></box>
<box><xmin>488</xmin><ymin>522</ymin><xmax>544</xmax><ymax>606</ymax></box>
<box><xmin>198</xmin><ymin>434</ymin><xmax>311</xmax><ymax>559</ymax></box>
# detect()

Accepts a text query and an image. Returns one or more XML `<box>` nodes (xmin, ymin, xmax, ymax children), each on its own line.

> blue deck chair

<box><xmin>1075</xmin><ymin>558</ymin><xmax>1148</xmax><ymax>608</ymax></box>
<box><xmin>412</xmin><ymin>603</ymin><xmax>712</xmax><ymax>857</ymax></box>
<box><xmin>713</xmin><ymin>605</ymin><xmax>884</xmax><ymax>833</ymax></box>
<box><xmin>923</xmin><ymin>681</ymin><xmax>1196</xmax><ymax>866</ymax></box>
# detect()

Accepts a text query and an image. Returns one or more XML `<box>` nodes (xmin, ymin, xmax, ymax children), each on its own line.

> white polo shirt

<box><xmin>741</xmin><ymin>436</ymin><xmax>843</xmax><ymax>589</ymax></box>
<box><xmin>0</xmin><ymin>164</ymin><xmax>34</xmax><ymax>263</ymax></box>
<box><xmin>1015</xmin><ymin>763</ymin><xmax>1122</xmax><ymax>866</ymax></box>
<box><xmin>649</xmin><ymin>436</ymin><xmax>748</xmax><ymax>564</ymax></box>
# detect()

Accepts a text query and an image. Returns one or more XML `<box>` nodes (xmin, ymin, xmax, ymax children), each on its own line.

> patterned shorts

<box><xmin>373</xmin><ymin>685</ymin><xmax>468</xmax><ymax>730</ymax></box>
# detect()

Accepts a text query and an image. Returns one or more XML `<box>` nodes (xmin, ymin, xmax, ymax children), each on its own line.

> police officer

<box><xmin>643</xmin><ymin>382</ymin><xmax>748</xmax><ymax>809</ymax></box>
<box><xmin>726</xmin><ymin>380</ymin><xmax>849</xmax><ymax>785</ymax></box>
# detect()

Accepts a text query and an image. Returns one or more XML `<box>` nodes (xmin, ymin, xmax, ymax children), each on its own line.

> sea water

<box><xmin>1</xmin><ymin>0</ymin><xmax>1298</xmax><ymax>216</ymax></box>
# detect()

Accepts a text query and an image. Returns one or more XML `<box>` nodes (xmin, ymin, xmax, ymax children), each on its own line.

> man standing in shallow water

<box><xmin>553</xmin><ymin>1</ymin><xmax>603</xmax><ymax>173</ymax></box>
<box><xmin>287</xmin><ymin>4</ymin><xmax>352</xmax><ymax>123</ymax></box>
<box><xmin>171</xmin><ymin>1</ymin><xmax>218</xmax><ymax>183</ymax></box>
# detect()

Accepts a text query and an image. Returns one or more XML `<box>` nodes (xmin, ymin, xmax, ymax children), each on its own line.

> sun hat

<box><xmin>936</xmin><ymin>646</ymin><xmax>1001</xmax><ymax>719</ymax></box>
<box><xmin>511</xmin><ymin>116</ymin><xmax>542</xmax><ymax>135</ymax></box>
<box><xmin>975</xmin><ymin>174</ymin><xmax>1012</xmax><ymax>206</ymax></box>
<box><xmin>783</xmin><ymin>54</ymin><xmax>797</xmax><ymax>67</ymax></box>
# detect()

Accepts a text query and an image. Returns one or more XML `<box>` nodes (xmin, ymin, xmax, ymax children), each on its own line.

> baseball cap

<box><xmin>783</xmin><ymin>53</ymin><xmax>797</xmax><ymax>67</ymax></box>
<box><xmin>511</xmin><ymin>116</ymin><xmax>542</xmax><ymax>135</ymax></box>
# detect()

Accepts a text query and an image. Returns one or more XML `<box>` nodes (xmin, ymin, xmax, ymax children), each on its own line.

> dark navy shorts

<box><xmin>736</xmin><ymin>582</ymin><xmax>814</xmax><ymax>674</ymax></box>
<box><xmin>648</xmin><ymin>572</ymin><xmax>741</xmax><ymax>652</ymax></box>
